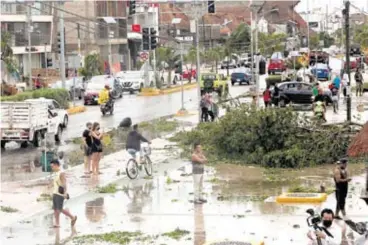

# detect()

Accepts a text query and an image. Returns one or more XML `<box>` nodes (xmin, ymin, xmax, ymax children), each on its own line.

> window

<box><xmin>52</xmin><ymin>100</ymin><xmax>60</xmax><ymax>109</ymax></box>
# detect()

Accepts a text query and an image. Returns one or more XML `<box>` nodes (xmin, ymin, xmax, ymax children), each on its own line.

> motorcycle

<box><xmin>100</xmin><ymin>99</ymin><xmax>114</xmax><ymax>116</ymax></box>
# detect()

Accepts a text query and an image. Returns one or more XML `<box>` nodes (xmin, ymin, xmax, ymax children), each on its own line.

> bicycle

<box><xmin>126</xmin><ymin>144</ymin><xmax>153</xmax><ymax>179</ymax></box>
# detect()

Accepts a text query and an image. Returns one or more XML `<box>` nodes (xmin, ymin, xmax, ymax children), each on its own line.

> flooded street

<box><xmin>1</xmin><ymin>159</ymin><xmax>367</xmax><ymax>245</ymax></box>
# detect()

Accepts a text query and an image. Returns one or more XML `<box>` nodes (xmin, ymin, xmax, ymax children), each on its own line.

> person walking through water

<box><xmin>50</xmin><ymin>159</ymin><xmax>77</xmax><ymax>228</ymax></box>
<box><xmin>334</xmin><ymin>159</ymin><xmax>352</xmax><ymax>218</ymax></box>
<box><xmin>191</xmin><ymin>142</ymin><xmax>207</xmax><ymax>204</ymax></box>
<box><xmin>355</xmin><ymin>68</ymin><xmax>364</xmax><ymax>97</ymax></box>
<box><xmin>91</xmin><ymin>122</ymin><xmax>103</xmax><ymax>175</ymax></box>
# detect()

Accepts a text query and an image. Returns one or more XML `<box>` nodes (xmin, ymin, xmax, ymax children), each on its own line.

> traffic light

<box><xmin>142</xmin><ymin>27</ymin><xmax>150</xmax><ymax>50</ymax></box>
<box><xmin>208</xmin><ymin>0</ymin><xmax>215</xmax><ymax>13</ymax></box>
<box><xmin>57</xmin><ymin>32</ymin><xmax>61</xmax><ymax>54</ymax></box>
<box><xmin>47</xmin><ymin>58</ymin><xmax>52</xmax><ymax>67</ymax></box>
<box><xmin>129</xmin><ymin>0</ymin><xmax>136</xmax><ymax>15</ymax></box>
<box><xmin>150</xmin><ymin>28</ymin><xmax>157</xmax><ymax>50</ymax></box>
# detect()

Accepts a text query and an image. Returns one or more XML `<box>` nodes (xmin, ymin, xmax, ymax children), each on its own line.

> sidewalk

<box><xmin>0</xmin><ymin>137</ymin><xmax>180</xmax><ymax>228</ymax></box>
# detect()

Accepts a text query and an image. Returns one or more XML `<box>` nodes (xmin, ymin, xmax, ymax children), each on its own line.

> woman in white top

<box><xmin>51</xmin><ymin>159</ymin><xmax>77</xmax><ymax>228</ymax></box>
<box><xmin>342</xmin><ymin>73</ymin><xmax>349</xmax><ymax>101</ymax></box>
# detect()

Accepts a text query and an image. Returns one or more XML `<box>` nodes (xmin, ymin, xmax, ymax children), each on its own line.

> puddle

<box><xmin>1</xmin><ymin>117</ymin><xmax>188</xmax><ymax>182</ymax></box>
<box><xmin>1</xmin><ymin>162</ymin><xmax>366</xmax><ymax>245</ymax></box>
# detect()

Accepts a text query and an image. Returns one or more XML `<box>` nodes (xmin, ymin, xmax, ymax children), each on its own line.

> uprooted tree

<box><xmin>171</xmin><ymin>105</ymin><xmax>351</xmax><ymax>168</ymax></box>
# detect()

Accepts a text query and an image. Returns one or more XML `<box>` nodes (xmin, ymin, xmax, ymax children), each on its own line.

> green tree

<box><xmin>79</xmin><ymin>53</ymin><xmax>103</xmax><ymax>78</ymax></box>
<box><xmin>156</xmin><ymin>46</ymin><xmax>180</xmax><ymax>87</ymax></box>
<box><xmin>204</xmin><ymin>47</ymin><xmax>223</xmax><ymax>73</ymax></box>
<box><xmin>227</xmin><ymin>23</ymin><xmax>251</xmax><ymax>52</ymax></box>
<box><xmin>259</xmin><ymin>33</ymin><xmax>287</xmax><ymax>56</ymax></box>
<box><xmin>309</xmin><ymin>35</ymin><xmax>320</xmax><ymax>50</ymax></box>
<box><xmin>184</xmin><ymin>46</ymin><xmax>197</xmax><ymax>83</ymax></box>
<box><xmin>1</xmin><ymin>32</ymin><xmax>18</xmax><ymax>74</ymax></box>
<box><xmin>319</xmin><ymin>32</ymin><xmax>335</xmax><ymax>48</ymax></box>
<box><xmin>354</xmin><ymin>25</ymin><xmax>368</xmax><ymax>48</ymax></box>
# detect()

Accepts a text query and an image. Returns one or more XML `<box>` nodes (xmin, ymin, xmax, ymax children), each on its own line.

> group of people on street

<box><xmin>200</xmin><ymin>92</ymin><xmax>218</xmax><ymax>122</ymax></box>
<box><xmin>82</xmin><ymin>122</ymin><xmax>104</xmax><ymax>176</ymax></box>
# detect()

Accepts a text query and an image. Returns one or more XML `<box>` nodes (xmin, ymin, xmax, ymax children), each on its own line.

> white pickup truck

<box><xmin>1</xmin><ymin>100</ymin><xmax>67</xmax><ymax>148</ymax></box>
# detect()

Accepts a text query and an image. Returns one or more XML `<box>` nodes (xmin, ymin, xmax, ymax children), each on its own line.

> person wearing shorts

<box><xmin>126</xmin><ymin>124</ymin><xmax>150</xmax><ymax>164</ymax></box>
<box><xmin>50</xmin><ymin>159</ymin><xmax>77</xmax><ymax>228</ymax></box>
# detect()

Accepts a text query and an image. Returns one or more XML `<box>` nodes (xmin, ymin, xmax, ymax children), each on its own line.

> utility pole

<box><xmin>27</xmin><ymin>4</ymin><xmax>32</xmax><ymax>89</ymax></box>
<box><xmin>255</xmin><ymin>11</ymin><xmax>260</xmax><ymax>107</ymax></box>
<box><xmin>179</xmin><ymin>42</ymin><xmax>186</xmax><ymax>112</ymax></box>
<box><xmin>344</xmin><ymin>0</ymin><xmax>351</xmax><ymax>122</ymax></box>
<box><xmin>107</xmin><ymin>24</ymin><xmax>113</xmax><ymax>75</ymax></box>
<box><xmin>77</xmin><ymin>23</ymin><xmax>81</xmax><ymax>57</ymax></box>
<box><xmin>195</xmin><ymin>5</ymin><xmax>201</xmax><ymax>123</ymax></box>
<box><xmin>250</xmin><ymin>11</ymin><xmax>254</xmax><ymax>85</ymax></box>
<box><xmin>44</xmin><ymin>43</ymin><xmax>48</xmax><ymax>78</ymax></box>
<box><xmin>144</xmin><ymin>6</ymin><xmax>149</xmax><ymax>87</ymax></box>
<box><xmin>153</xmin><ymin>8</ymin><xmax>157</xmax><ymax>87</ymax></box>
<box><xmin>59</xmin><ymin>2</ymin><xmax>66</xmax><ymax>89</ymax></box>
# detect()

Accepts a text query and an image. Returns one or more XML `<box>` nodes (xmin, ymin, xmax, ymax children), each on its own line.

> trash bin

<box><xmin>41</xmin><ymin>151</ymin><xmax>55</xmax><ymax>172</ymax></box>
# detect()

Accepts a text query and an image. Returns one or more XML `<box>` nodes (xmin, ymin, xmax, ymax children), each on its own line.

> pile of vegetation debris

<box><xmin>171</xmin><ymin>105</ymin><xmax>352</xmax><ymax>168</ymax></box>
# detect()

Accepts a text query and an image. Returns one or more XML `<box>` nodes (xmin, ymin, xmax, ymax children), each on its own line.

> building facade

<box><xmin>1</xmin><ymin>1</ymin><xmax>55</xmax><ymax>77</ymax></box>
<box><xmin>63</xmin><ymin>0</ymin><xmax>128</xmax><ymax>72</ymax></box>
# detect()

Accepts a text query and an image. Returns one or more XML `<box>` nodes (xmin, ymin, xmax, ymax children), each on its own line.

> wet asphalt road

<box><xmin>0</xmin><ymin>68</ymin><xmax>257</xmax><ymax>168</ymax></box>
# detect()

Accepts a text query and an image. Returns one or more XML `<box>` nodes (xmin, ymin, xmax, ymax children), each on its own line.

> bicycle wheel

<box><xmin>126</xmin><ymin>159</ymin><xmax>139</xmax><ymax>179</ymax></box>
<box><xmin>143</xmin><ymin>156</ymin><xmax>153</xmax><ymax>176</ymax></box>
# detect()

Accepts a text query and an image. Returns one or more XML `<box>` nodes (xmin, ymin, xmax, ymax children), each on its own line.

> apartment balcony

<box><xmin>0</xmin><ymin>2</ymin><xmax>53</xmax><ymax>22</ymax></box>
<box><xmin>95</xmin><ymin>18</ymin><xmax>128</xmax><ymax>46</ymax></box>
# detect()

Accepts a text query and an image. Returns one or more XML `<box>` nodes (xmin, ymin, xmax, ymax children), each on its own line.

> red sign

<box><xmin>140</xmin><ymin>52</ymin><xmax>149</xmax><ymax>61</ymax></box>
<box><xmin>132</xmin><ymin>24</ymin><xmax>141</xmax><ymax>33</ymax></box>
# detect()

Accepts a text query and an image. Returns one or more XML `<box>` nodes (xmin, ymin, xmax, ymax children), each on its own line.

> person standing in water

<box><xmin>334</xmin><ymin>159</ymin><xmax>352</xmax><ymax>218</ymax></box>
<box><xmin>51</xmin><ymin>159</ymin><xmax>77</xmax><ymax>228</ymax></box>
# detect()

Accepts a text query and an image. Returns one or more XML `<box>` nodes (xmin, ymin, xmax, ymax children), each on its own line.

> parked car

<box><xmin>311</xmin><ymin>63</ymin><xmax>331</xmax><ymax>81</ymax></box>
<box><xmin>116</xmin><ymin>71</ymin><xmax>144</xmax><ymax>94</ymax></box>
<box><xmin>84</xmin><ymin>75</ymin><xmax>123</xmax><ymax>105</ymax></box>
<box><xmin>182</xmin><ymin>69</ymin><xmax>196</xmax><ymax>80</ymax></box>
<box><xmin>220</xmin><ymin>59</ymin><xmax>237</xmax><ymax>69</ymax></box>
<box><xmin>200</xmin><ymin>73</ymin><xmax>228</xmax><ymax>96</ymax></box>
<box><xmin>271</xmin><ymin>82</ymin><xmax>314</xmax><ymax>107</ymax></box>
<box><xmin>344</xmin><ymin>57</ymin><xmax>358</xmax><ymax>70</ymax></box>
<box><xmin>50</xmin><ymin>77</ymin><xmax>86</xmax><ymax>100</ymax></box>
<box><xmin>231</xmin><ymin>68</ymin><xmax>252</xmax><ymax>85</ymax></box>
<box><xmin>268</xmin><ymin>52</ymin><xmax>287</xmax><ymax>75</ymax></box>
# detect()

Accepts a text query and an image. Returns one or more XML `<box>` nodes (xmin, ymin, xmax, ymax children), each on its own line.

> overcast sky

<box><xmin>295</xmin><ymin>0</ymin><xmax>368</xmax><ymax>14</ymax></box>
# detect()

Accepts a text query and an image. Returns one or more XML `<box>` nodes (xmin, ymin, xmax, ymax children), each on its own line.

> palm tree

<box><xmin>184</xmin><ymin>46</ymin><xmax>197</xmax><ymax>83</ymax></box>
<box><xmin>204</xmin><ymin>48</ymin><xmax>222</xmax><ymax>73</ymax></box>
<box><xmin>355</xmin><ymin>25</ymin><xmax>368</xmax><ymax>48</ymax></box>
<box><xmin>156</xmin><ymin>46</ymin><xmax>180</xmax><ymax>87</ymax></box>
<box><xmin>1</xmin><ymin>32</ymin><xmax>13</xmax><ymax>61</ymax></box>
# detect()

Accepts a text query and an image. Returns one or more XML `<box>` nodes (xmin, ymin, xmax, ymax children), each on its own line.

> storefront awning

<box><xmin>128</xmin><ymin>32</ymin><xmax>142</xmax><ymax>40</ymax></box>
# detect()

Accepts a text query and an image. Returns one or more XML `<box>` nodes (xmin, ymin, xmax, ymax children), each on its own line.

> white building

<box><xmin>1</xmin><ymin>1</ymin><xmax>54</xmax><ymax>77</ymax></box>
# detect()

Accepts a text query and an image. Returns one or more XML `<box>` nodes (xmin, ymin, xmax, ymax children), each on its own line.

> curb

<box><xmin>67</xmin><ymin>105</ymin><xmax>86</xmax><ymax>115</ymax></box>
<box><xmin>138</xmin><ymin>83</ymin><xmax>197</xmax><ymax>96</ymax></box>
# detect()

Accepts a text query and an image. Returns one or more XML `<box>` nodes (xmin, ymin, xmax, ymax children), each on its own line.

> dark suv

<box><xmin>271</xmin><ymin>82</ymin><xmax>314</xmax><ymax>107</ymax></box>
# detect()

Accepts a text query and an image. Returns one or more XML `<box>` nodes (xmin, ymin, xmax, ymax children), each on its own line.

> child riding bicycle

<box><xmin>126</xmin><ymin>124</ymin><xmax>151</xmax><ymax>164</ymax></box>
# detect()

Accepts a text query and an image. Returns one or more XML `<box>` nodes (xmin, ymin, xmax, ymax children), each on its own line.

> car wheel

<box><xmin>33</xmin><ymin>131</ymin><xmax>40</xmax><ymax>147</ymax></box>
<box><xmin>20</xmin><ymin>141</ymin><xmax>28</xmax><ymax>148</ymax></box>
<box><xmin>55</xmin><ymin>126</ymin><xmax>62</xmax><ymax>142</ymax></box>
<box><xmin>279</xmin><ymin>99</ymin><xmax>286</xmax><ymax>107</ymax></box>
<box><xmin>1</xmin><ymin>141</ymin><xmax>6</xmax><ymax>149</ymax></box>
<box><xmin>268</xmin><ymin>70</ymin><xmax>271</xmax><ymax>75</ymax></box>
<box><xmin>231</xmin><ymin>82</ymin><xmax>235</xmax><ymax>86</ymax></box>
<box><xmin>63</xmin><ymin>115</ymin><xmax>68</xmax><ymax>128</ymax></box>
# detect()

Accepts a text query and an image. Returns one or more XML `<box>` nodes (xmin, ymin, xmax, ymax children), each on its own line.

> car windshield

<box><xmin>88</xmin><ymin>76</ymin><xmax>113</xmax><ymax>90</ymax></box>
<box><xmin>202</xmin><ymin>74</ymin><xmax>216</xmax><ymax>80</ymax></box>
<box><xmin>231</xmin><ymin>73</ymin><xmax>245</xmax><ymax>77</ymax></box>
<box><xmin>271</xmin><ymin>52</ymin><xmax>283</xmax><ymax>59</ymax></box>
<box><xmin>117</xmin><ymin>72</ymin><xmax>143</xmax><ymax>79</ymax></box>
<box><xmin>315</xmin><ymin>63</ymin><xmax>328</xmax><ymax>69</ymax></box>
